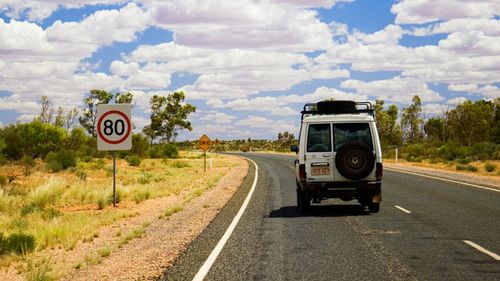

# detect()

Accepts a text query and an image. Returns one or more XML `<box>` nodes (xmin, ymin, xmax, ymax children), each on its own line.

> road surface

<box><xmin>161</xmin><ymin>153</ymin><xmax>500</xmax><ymax>281</ymax></box>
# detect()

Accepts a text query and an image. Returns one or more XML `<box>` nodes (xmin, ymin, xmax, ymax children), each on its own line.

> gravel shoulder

<box><xmin>384</xmin><ymin>162</ymin><xmax>500</xmax><ymax>190</ymax></box>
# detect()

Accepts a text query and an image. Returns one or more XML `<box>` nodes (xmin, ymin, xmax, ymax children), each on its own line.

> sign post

<box><xmin>96</xmin><ymin>104</ymin><xmax>132</xmax><ymax>207</ymax></box>
<box><xmin>198</xmin><ymin>134</ymin><xmax>212</xmax><ymax>171</ymax></box>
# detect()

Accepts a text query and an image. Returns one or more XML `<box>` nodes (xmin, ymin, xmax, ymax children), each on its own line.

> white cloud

<box><xmin>446</xmin><ymin>97</ymin><xmax>468</xmax><ymax>105</ymax></box>
<box><xmin>341</xmin><ymin>76</ymin><xmax>443</xmax><ymax>104</ymax></box>
<box><xmin>0</xmin><ymin>0</ymin><xmax>127</xmax><ymax>21</ymax></box>
<box><xmin>422</xmin><ymin>103</ymin><xmax>450</xmax><ymax>116</ymax></box>
<box><xmin>143</xmin><ymin>0</ymin><xmax>333</xmax><ymax>52</ymax></box>
<box><xmin>391</xmin><ymin>0</ymin><xmax>500</xmax><ymax>24</ymax></box>
<box><xmin>448</xmin><ymin>84</ymin><xmax>478</xmax><ymax>92</ymax></box>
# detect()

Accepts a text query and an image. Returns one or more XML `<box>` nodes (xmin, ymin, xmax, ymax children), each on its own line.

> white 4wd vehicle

<box><xmin>291</xmin><ymin>100</ymin><xmax>383</xmax><ymax>213</ymax></box>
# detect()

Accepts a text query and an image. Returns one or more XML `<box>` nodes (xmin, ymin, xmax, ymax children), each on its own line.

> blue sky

<box><xmin>0</xmin><ymin>0</ymin><xmax>499</xmax><ymax>140</ymax></box>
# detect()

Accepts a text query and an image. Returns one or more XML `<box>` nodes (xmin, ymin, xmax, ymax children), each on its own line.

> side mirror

<box><xmin>290</xmin><ymin>145</ymin><xmax>299</xmax><ymax>153</ymax></box>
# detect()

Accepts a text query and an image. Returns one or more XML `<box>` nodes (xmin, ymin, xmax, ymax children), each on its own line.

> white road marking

<box><xmin>394</xmin><ymin>205</ymin><xmax>411</xmax><ymax>214</ymax></box>
<box><xmin>192</xmin><ymin>158</ymin><xmax>259</xmax><ymax>281</ymax></box>
<box><xmin>386</xmin><ymin>167</ymin><xmax>500</xmax><ymax>193</ymax></box>
<box><xmin>463</xmin><ymin>240</ymin><xmax>500</xmax><ymax>261</ymax></box>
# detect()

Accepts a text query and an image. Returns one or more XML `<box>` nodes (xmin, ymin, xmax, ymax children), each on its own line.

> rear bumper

<box><xmin>299</xmin><ymin>180</ymin><xmax>381</xmax><ymax>202</ymax></box>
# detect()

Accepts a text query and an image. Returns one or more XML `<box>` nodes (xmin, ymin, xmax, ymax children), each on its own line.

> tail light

<box><xmin>299</xmin><ymin>164</ymin><xmax>306</xmax><ymax>180</ymax></box>
<box><xmin>376</xmin><ymin>162</ymin><xmax>383</xmax><ymax>181</ymax></box>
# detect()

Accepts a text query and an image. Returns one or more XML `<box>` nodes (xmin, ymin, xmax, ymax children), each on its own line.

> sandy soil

<box><xmin>0</xmin><ymin>155</ymin><xmax>249</xmax><ymax>281</ymax></box>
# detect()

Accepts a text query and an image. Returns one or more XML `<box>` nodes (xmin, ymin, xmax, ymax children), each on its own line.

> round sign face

<box><xmin>97</xmin><ymin>110</ymin><xmax>132</xmax><ymax>145</ymax></box>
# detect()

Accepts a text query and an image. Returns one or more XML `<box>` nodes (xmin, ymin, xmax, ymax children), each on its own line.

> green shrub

<box><xmin>466</xmin><ymin>165</ymin><xmax>478</xmax><ymax>172</ymax></box>
<box><xmin>93</xmin><ymin>158</ymin><xmax>106</xmax><ymax>170</ymax></box>
<box><xmin>0</xmin><ymin>175</ymin><xmax>7</xmax><ymax>186</ymax></box>
<box><xmin>149</xmin><ymin>143</ymin><xmax>179</xmax><ymax>159</ymax></box>
<box><xmin>484</xmin><ymin>162</ymin><xmax>496</xmax><ymax>172</ymax></box>
<box><xmin>456</xmin><ymin>157</ymin><xmax>472</xmax><ymax>164</ymax></box>
<box><xmin>138</xmin><ymin>172</ymin><xmax>152</xmax><ymax>185</ymax></box>
<box><xmin>46</xmin><ymin>150</ymin><xmax>77</xmax><ymax>172</ymax></box>
<box><xmin>125</xmin><ymin>155</ymin><xmax>141</xmax><ymax>167</ymax></box>
<box><xmin>239</xmin><ymin>144</ymin><xmax>250</xmax><ymax>152</ymax></box>
<box><xmin>170</xmin><ymin>161</ymin><xmax>190</xmax><ymax>168</ymax></box>
<box><xmin>457</xmin><ymin>164</ymin><xmax>478</xmax><ymax>172</ymax></box>
<box><xmin>133</xmin><ymin>190</ymin><xmax>151</xmax><ymax>203</ymax></box>
<box><xmin>82</xmin><ymin>155</ymin><xmax>92</xmax><ymax>162</ymax></box>
<box><xmin>75</xmin><ymin>169</ymin><xmax>87</xmax><ymax>181</ymax></box>
<box><xmin>0</xmin><ymin>233</ymin><xmax>36</xmax><ymax>255</ymax></box>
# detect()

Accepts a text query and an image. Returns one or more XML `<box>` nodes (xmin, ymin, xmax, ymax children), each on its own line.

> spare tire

<box><xmin>335</xmin><ymin>142</ymin><xmax>375</xmax><ymax>180</ymax></box>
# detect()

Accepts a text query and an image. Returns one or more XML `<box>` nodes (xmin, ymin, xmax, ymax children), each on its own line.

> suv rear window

<box><xmin>333</xmin><ymin>123</ymin><xmax>373</xmax><ymax>151</ymax></box>
<box><xmin>307</xmin><ymin>124</ymin><xmax>331</xmax><ymax>152</ymax></box>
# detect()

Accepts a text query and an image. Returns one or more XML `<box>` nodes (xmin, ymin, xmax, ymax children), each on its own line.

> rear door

<box><xmin>305</xmin><ymin>123</ymin><xmax>334</xmax><ymax>182</ymax></box>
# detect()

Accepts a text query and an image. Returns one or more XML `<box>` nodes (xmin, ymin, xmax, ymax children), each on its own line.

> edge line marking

<box><xmin>463</xmin><ymin>240</ymin><xmax>500</xmax><ymax>261</ymax></box>
<box><xmin>394</xmin><ymin>205</ymin><xmax>412</xmax><ymax>214</ymax></box>
<box><xmin>192</xmin><ymin>158</ymin><xmax>259</xmax><ymax>281</ymax></box>
<box><xmin>386</xmin><ymin>167</ymin><xmax>499</xmax><ymax>193</ymax></box>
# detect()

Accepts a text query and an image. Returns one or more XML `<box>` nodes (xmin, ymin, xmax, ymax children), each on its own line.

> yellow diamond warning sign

<box><xmin>198</xmin><ymin>134</ymin><xmax>212</xmax><ymax>151</ymax></box>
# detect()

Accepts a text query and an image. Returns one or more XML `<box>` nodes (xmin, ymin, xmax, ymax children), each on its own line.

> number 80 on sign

<box><xmin>97</xmin><ymin>104</ymin><xmax>132</xmax><ymax>151</ymax></box>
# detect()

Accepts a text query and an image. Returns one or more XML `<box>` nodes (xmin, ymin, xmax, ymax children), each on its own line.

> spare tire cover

<box><xmin>335</xmin><ymin>142</ymin><xmax>375</xmax><ymax>180</ymax></box>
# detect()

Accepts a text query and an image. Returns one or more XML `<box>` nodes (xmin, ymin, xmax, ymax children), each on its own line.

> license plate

<box><xmin>311</xmin><ymin>166</ymin><xmax>330</xmax><ymax>176</ymax></box>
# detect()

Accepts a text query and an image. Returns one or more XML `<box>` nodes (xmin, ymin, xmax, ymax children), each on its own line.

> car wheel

<box><xmin>335</xmin><ymin>141</ymin><xmax>375</xmax><ymax>180</ymax></box>
<box><xmin>368</xmin><ymin>203</ymin><xmax>380</xmax><ymax>213</ymax></box>
<box><xmin>297</xmin><ymin>189</ymin><xmax>311</xmax><ymax>213</ymax></box>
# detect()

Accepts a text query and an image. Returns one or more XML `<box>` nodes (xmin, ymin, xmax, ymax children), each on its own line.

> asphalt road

<box><xmin>161</xmin><ymin>153</ymin><xmax>500</xmax><ymax>281</ymax></box>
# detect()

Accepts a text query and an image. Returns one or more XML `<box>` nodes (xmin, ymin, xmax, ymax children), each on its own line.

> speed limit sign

<box><xmin>96</xmin><ymin>104</ymin><xmax>132</xmax><ymax>151</ymax></box>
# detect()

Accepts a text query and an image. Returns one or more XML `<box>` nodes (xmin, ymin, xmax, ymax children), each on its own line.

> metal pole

<box><xmin>395</xmin><ymin>148</ymin><xmax>398</xmax><ymax>163</ymax></box>
<box><xmin>113</xmin><ymin>151</ymin><xmax>116</xmax><ymax>207</ymax></box>
<box><xmin>204</xmin><ymin>151</ymin><xmax>207</xmax><ymax>172</ymax></box>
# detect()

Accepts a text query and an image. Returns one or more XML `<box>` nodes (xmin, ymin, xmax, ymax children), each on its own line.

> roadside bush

<box><xmin>0</xmin><ymin>232</ymin><xmax>36</xmax><ymax>255</ymax></box>
<box><xmin>457</xmin><ymin>164</ymin><xmax>478</xmax><ymax>172</ymax></box>
<box><xmin>125</xmin><ymin>155</ymin><xmax>141</xmax><ymax>167</ymax></box>
<box><xmin>170</xmin><ymin>161</ymin><xmax>190</xmax><ymax>168</ymax></box>
<box><xmin>46</xmin><ymin>149</ymin><xmax>77</xmax><ymax>172</ymax></box>
<box><xmin>0</xmin><ymin>175</ymin><xmax>7</xmax><ymax>187</ymax></box>
<box><xmin>239</xmin><ymin>144</ymin><xmax>250</xmax><ymax>152</ymax></box>
<box><xmin>484</xmin><ymin>162</ymin><xmax>496</xmax><ymax>172</ymax></box>
<box><xmin>456</xmin><ymin>157</ymin><xmax>472</xmax><ymax>164</ymax></box>
<box><xmin>149</xmin><ymin>143</ymin><xmax>179</xmax><ymax>159</ymax></box>
<box><xmin>0</xmin><ymin>121</ymin><xmax>67</xmax><ymax>160</ymax></box>
<box><xmin>131</xmin><ymin>134</ymin><xmax>150</xmax><ymax>157</ymax></box>
<box><xmin>20</xmin><ymin>155</ymin><xmax>36</xmax><ymax>176</ymax></box>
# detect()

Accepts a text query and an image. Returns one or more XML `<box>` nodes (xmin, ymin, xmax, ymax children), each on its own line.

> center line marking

<box><xmin>463</xmin><ymin>240</ymin><xmax>500</xmax><ymax>261</ymax></box>
<box><xmin>192</xmin><ymin>157</ymin><xmax>259</xmax><ymax>281</ymax></box>
<box><xmin>394</xmin><ymin>205</ymin><xmax>412</xmax><ymax>214</ymax></box>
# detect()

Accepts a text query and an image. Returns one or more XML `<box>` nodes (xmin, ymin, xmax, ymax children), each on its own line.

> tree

<box><xmin>79</xmin><ymin>89</ymin><xmax>113</xmax><ymax>137</ymax></box>
<box><xmin>64</xmin><ymin>108</ymin><xmax>79</xmax><ymax>130</ymax></box>
<box><xmin>144</xmin><ymin>91</ymin><xmax>196</xmax><ymax>143</ymax></box>
<box><xmin>36</xmin><ymin>96</ymin><xmax>54</xmax><ymax>124</ymax></box>
<box><xmin>424</xmin><ymin>117</ymin><xmax>446</xmax><ymax>142</ymax></box>
<box><xmin>401</xmin><ymin>95</ymin><xmax>423</xmax><ymax>143</ymax></box>
<box><xmin>374</xmin><ymin>100</ymin><xmax>402</xmax><ymax>147</ymax></box>
<box><xmin>115</xmin><ymin>92</ymin><xmax>134</xmax><ymax>105</ymax></box>
<box><xmin>277</xmin><ymin>131</ymin><xmax>295</xmax><ymax>150</ymax></box>
<box><xmin>446</xmin><ymin>100</ymin><xmax>494</xmax><ymax>146</ymax></box>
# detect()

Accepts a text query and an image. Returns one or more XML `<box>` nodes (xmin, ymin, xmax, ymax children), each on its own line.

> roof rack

<box><xmin>301</xmin><ymin>100</ymin><xmax>375</xmax><ymax>120</ymax></box>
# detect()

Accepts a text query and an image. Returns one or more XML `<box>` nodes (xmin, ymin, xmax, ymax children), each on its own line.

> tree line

<box><xmin>0</xmin><ymin>90</ymin><xmax>196</xmax><ymax>170</ymax></box>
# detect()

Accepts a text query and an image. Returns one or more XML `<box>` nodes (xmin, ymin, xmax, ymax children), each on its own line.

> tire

<box><xmin>297</xmin><ymin>188</ymin><xmax>311</xmax><ymax>213</ymax></box>
<box><xmin>335</xmin><ymin>142</ymin><xmax>375</xmax><ymax>180</ymax></box>
<box><xmin>368</xmin><ymin>203</ymin><xmax>380</xmax><ymax>213</ymax></box>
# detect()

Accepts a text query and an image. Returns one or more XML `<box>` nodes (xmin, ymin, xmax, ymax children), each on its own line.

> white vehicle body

<box><xmin>292</xmin><ymin>101</ymin><xmax>383</xmax><ymax>213</ymax></box>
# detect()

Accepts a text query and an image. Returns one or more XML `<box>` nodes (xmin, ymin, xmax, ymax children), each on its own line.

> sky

<box><xmin>0</xmin><ymin>0</ymin><xmax>499</xmax><ymax>141</ymax></box>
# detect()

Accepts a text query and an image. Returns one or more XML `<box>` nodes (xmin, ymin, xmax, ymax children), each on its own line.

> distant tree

<box><xmin>64</xmin><ymin>108</ymin><xmax>79</xmax><ymax>130</ymax></box>
<box><xmin>401</xmin><ymin>95</ymin><xmax>423</xmax><ymax>143</ymax></box>
<box><xmin>374</xmin><ymin>100</ymin><xmax>402</xmax><ymax>147</ymax></box>
<box><xmin>131</xmin><ymin>133</ymin><xmax>150</xmax><ymax>157</ymax></box>
<box><xmin>277</xmin><ymin>131</ymin><xmax>295</xmax><ymax>149</ymax></box>
<box><xmin>492</xmin><ymin>98</ymin><xmax>500</xmax><ymax>143</ymax></box>
<box><xmin>35</xmin><ymin>96</ymin><xmax>79</xmax><ymax>129</ymax></box>
<box><xmin>35</xmin><ymin>96</ymin><xmax>54</xmax><ymax>124</ymax></box>
<box><xmin>446</xmin><ymin>100</ymin><xmax>494</xmax><ymax>146</ymax></box>
<box><xmin>424</xmin><ymin>117</ymin><xmax>446</xmax><ymax>142</ymax></box>
<box><xmin>79</xmin><ymin>90</ymin><xmax>113</xmax><ymax>137</ymax></box>
<box><xmin>115</xmin><ymin>92</ymin><xmax>134</xmax><ymax>105</ymax></box>
<box><xmin>144</xmin><ymin>91</ymin><xmax>196</xmax><ymax>143</ymax></box>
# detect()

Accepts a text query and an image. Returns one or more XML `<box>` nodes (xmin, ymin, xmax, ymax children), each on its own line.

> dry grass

<box><xmin>0</xmin><ymin>152</ymin><xmax>240</xmax><ymax>275</ymax></box>
<box><xmin>384</xmin><ymin>158</ymin><xmax>500</xmax><ymax>177</ymax></box>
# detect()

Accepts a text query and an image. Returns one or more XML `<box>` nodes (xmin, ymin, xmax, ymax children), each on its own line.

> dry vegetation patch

<box><xmin>0</xmin><ymin>152</ymin><xmax>247</xmax><ymax>280</ymax></box>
